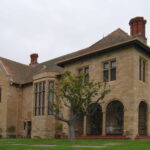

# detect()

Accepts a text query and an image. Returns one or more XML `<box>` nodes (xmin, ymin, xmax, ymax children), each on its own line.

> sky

<box><xmin>0</xmin><ymin>0</ymin><xmax>150</xmax><ymax>65</ymax></box>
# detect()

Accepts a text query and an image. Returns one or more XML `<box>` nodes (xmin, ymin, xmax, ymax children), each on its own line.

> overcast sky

<box><xmin>0</xmin><ymin>0</ymin><xmax>150</xmax><ymax>64</ymax></box>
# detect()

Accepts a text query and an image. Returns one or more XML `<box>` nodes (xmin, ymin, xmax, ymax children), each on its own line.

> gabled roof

<box><xmin>0</xmin><ymin>57</ymin><xmax>33</xmax><ymax>84</ymax></box>
<box><xmin>1</xmin><ymin>28</ymin><xmax>149</xmax><ymax>84</ymax></box>
<box><xmin>34</xmin><ymin>28</ymin><xmax>132</xmax><ymax>73</ymax></box>
<box><xmin>57</xmin><ymin>29</ymin><xmax>150</xmax><ymax>67</ymax></box>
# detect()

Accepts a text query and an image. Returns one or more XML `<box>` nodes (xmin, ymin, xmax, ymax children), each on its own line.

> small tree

<box><xmin>49</xmin><ymin>71</ymin><xmax>110</xmax><ymax>140</ymax></box>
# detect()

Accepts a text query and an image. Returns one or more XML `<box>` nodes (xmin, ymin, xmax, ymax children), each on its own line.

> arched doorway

<box><xmin>87</xmin><ymin>103</ymin><xmax>103</xmax><ymax>136</ymax></box>
<box><xmin>106</xmin><ymin>100</ymin><xmax>124</xmax><ymax>135</ymax></box>
<box><xmin>139</xmin><ymin>101</ymin><xmax>148</xmax><ymax>136</ymax></box>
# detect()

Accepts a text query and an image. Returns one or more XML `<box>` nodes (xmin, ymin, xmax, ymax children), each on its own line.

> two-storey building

<box><xmin>0</xmin><ymin>16</ymin><xmax>149</xmax><ymax>139</ymax></box>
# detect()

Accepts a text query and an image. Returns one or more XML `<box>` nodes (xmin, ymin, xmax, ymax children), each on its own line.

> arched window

<box><xmin>139</xmin><ymin>101</ymin><xmax>148</xmax><ymax>136</ymax></box>
<box><xmin>106</xmin><ymin>100</ymin><xmax>124</xmax><ymax>135</ymax></box>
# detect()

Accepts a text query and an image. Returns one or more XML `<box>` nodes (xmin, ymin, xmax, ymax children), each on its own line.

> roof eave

<box><xmin>57</xmin><ymin>39</ymin><xmax>150</xmax><ymax>67</ymax></box>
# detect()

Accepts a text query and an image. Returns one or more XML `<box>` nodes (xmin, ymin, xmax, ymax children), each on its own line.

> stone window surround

<box><xmin>139</xmin><ymin>56</ymin><xmax>147</xmax><ymax>82</ymax></box>
<box><xmin>103</xmin><ymin>59</ymin><xmax>116</xmax><ymax>82</ymax></box>
<box><xmin>78</xmin><ymin>66</ymin><xmax>89</xmax><ymax>84</ymax></box>
<box><xmin>34</xmin><ymin>81</ymin><xmax>46</xmax><ymax>116</ymax></box>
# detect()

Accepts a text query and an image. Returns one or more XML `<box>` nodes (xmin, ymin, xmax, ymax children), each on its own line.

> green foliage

<box><xmin>49</xmin><ymin>71</ymin><xmax>110</xmax><ymax>119</ymax></box>
<box><xmin>48</xmin><ymin>71</ymin><xmax>110</xmax><ymax>139</ymax></box>
<box><xmin>55</xmin><ymin>123</ymin><xmax>63</xmax><ymax>131</ymax></box>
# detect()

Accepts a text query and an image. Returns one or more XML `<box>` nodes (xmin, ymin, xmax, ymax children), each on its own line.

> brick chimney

<box><xmin>30</xmin><ymin>53</ymin><xmax>38</xmax><ymax>66</ymax></box>
<box><xmin>129</xmin><ymin>17</ymin><xmax>147</xmax><ymax>43</ymax></box>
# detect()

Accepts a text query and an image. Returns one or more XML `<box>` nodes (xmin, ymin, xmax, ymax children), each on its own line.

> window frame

<box><xmin>139</xmin><ymin>57</ymin><xmax>147</xmax><ymax>82</ymax></box>
<box><xmin>78</xmin><ymin>66</ymin><xmax>89</xmax><ymax>84</ymax></box>
<box><xmin>103</xmin><ymin>59</ymin><xmax>116</xmax><ymax>82</ymax></box>
<box><xmin>34</xmin><ymin>81</ymin><xmax>46</xmax><ymax>116</ymax></box>
<box><xmin>48</xmin><ymin>81</ymin><xmax>55</xmax><ymax>115</ymax></box>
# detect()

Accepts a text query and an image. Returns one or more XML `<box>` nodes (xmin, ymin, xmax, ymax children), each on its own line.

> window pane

<box><xmin>85</xmin><ymin>67</ymin><xmax>89</xmax><ymax>74</ymax></box>
<box><xmin>111</xmin><ymin>60</ymin><xmax>116</xmax><ymax>68</ymax></box>
<box><xmin>139</xmin><ymin>59</ymin><xmax>142</xmax><ymax>80</ymax></box>
<box><xmin>79</xmin><ymin>68</ymin><xmax>83</xmax><ymax>73</ymax></box>
<box><xmin>104</xmin><ymin>70</ymin><xmax>109</xmax><ymax>82</ymax></box>
<box><xmin>111</xmin><ymin>68</ymin><xmax>116</xmax><ymax>81</ymax></box>
<box><xmin>48</xmin><ymin>81</ymin><xmax>54</xmax><ymax>115</ymax></box>
<box><xmin>104</xmin><ymin>62</ymin><xmax>109</xmax><ymax>69</ymax></box>
<box><xmin>143</xmin><ymin>61</ymin><xmax>145</xmax><ymax>82</ymax></box>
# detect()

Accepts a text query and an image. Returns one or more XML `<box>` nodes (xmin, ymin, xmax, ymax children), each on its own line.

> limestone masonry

<box><xmin>0</xmin><ymin>17</ymin><xmax>149</xmax><ymax>139</ymax></box>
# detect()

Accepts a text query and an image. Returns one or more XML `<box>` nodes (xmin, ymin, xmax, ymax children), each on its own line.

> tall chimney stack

<box><xmin>30</xmin><ymin>53</ymin><xmax>38</xmax><ymax>66</ymax></box>
<box><xmin>129</xmin><ymin>17</ymin><xmax>147</xmax><ymax>43</ymax></box>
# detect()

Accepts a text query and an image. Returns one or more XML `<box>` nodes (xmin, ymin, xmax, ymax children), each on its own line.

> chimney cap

<box><xmin>30</xmin><ymin>53</ymin><xmax>38</xmax><ymax>66</ymax></box>
<box><xmin>129</xmin><ymin>16</ymin><xmax>146</xmax><ymax>25</ymax></box>
<box><xmin>30</xmin><ymin>53</ymin><xmax>38</xmax><ymax>58</ymax></box>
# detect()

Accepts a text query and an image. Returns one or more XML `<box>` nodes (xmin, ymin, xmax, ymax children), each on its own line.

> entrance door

<box><xmin>27</xmin><ymin>121</ymin><xmax>32</xmax><ymax>138</ymax></box>
<box><xmin>87</xmin><ymin>104</ymin><xmax>103</xmax><ymax>136</ymax></box>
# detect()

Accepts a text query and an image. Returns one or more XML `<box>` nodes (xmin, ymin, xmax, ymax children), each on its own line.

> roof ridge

<box><xmin>89</xmin><ymin>28</ymin><xmax>130</xmax><ymax>47</ymax></box>
<box><xmin>35</xmin><ymin>28</ymin><xmax>130</xmax><ymax>68</ymax></box>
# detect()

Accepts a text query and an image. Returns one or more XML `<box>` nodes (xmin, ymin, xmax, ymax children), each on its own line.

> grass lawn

<box><xmin>0</xmin><ymin>138</ymin><xmax>150</xmax><ymax>150</ymax></box>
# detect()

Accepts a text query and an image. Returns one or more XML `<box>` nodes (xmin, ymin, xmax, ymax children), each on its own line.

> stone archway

<box><xmin>87</xmin><ymin>103</ymin><xmax>103</xmax><ymax>136</ymax></box>
<box><xmin>138</xmin><ymin>101</ymin><xmax>148</xmax><ymax>136</ymax></box>
<box><xmin>106</xmin><ymin>100</ymin><xmax>124</xmax><ymax>135</ymax></box>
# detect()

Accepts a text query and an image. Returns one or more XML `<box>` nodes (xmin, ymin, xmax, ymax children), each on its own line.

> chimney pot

<box><xmin>30</xmin><ymin>53</ymin><xmax>38</xmax><ymax>66</ymax></box>
<box><xmin>129</xmin><ymin>17</ymin><xmax>146</xmax><ymax>37</ymax></box>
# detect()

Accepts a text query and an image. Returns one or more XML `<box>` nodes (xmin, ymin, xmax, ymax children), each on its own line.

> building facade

<box><xmin>0</xmin><ymin>17</ymin><xmax>149</xmax><ymax>139</ymax></box>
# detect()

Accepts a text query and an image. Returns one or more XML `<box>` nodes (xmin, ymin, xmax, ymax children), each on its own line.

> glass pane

<box><xmin>111</xmin><ymin>68</ymin><xmax>116</xmax><ymax>81</ymax></box>
<box><xmin>104</xmin><ymin>62</ymin><xmax>109</xmax><ymax>69</ymax></box>
<box><xmin>79</xmin><ymin>68</ymin><xmax>83</xmax><ymax>73</ymax></box>
<box><xmin>85</xmin><ymin>67</ymin><xmax>89</xmax><ymax>74</ymax></box>
<box><xmin>143</xmin><ymin>61</ymin><xmax>145</xmax><ymax>82</ymax></box>
<box><xmin>111</xmin><ymin>60</ymin><xmax>116</xmax><ymax>68</ymax></box>
<box><xmin>103</xmin><ymin>70</ymin><xmax>109</xmax><ymax>82</ymax></box>
<box><xmin>49</xmin><ymin>82</ymin><xmax>54</xmax><ymax>89</ymax></box>
<box><xmin>139</xmin><ymin>59</ymin><xmax>142</xmax><ymax>81</ymax></box>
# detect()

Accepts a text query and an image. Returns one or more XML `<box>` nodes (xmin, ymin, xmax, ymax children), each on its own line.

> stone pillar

<box><xmin>102</xmin><ymin>111</ymin><xmax>106</xmax><ymax>136</ymax></box>
<box><xmin>124</xmin><ymin>107</ymin><xmax>138</xmax><ymax>139</ymax></box>
<box><xmin>83</xmin><ymin>116</ymin><xmax>87</xmax><ymax>136</ymax></box>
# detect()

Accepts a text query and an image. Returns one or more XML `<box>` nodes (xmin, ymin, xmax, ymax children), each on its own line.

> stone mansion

<box><xmin>0</xmin><ymin>16</ymin><xmax>150</xmax><ymax>139</ymax></box>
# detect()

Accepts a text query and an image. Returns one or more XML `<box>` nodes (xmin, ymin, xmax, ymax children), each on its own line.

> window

<box><xmin>48</xmin><ymin>81</ymin><xmax>54</xmax><ymax>115</ymax></box>
<box><xmin>0</xmin><ymin>88</ymin><xmax>1</xmax><ymax>103</ymax></box>
<box><xmin>78</xmin><ymin>66</ymin><xmax>89</xmax><ymax>84</ymax></box>
<box><xmin>103</xmin><ymin>60</ymin><xmax>116</xmax><ymax>82</ymax></box>
<box><xmin>34</xmin><ymin>81</ymin><xmax>45</xmax><ymax>116</ymax></box>
<box><xmin>139</xmin><ymin>58</ymin><xmax>146</xmax><ymax>82</ymax></box>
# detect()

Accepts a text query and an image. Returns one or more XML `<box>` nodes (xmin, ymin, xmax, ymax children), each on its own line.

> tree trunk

<box><xmin>68</xmin><ymin>122</ymin><xmax>75</xmax><ymax>140</ymax></box>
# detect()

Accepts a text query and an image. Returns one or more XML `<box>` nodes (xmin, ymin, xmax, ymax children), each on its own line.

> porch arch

<box><xmin>106</xmin><ymin>100</ymin><xmax>124</xmax><ymax>135</ymax></box>
<box><xmin>138</xmin><ymin>101</ymin><xmax>148</xmax><ymax>136</ymax></box>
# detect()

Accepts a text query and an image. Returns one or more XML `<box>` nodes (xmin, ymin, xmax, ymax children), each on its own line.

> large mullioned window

<box><xmin>103</xmin><ymin>60</ymin><xmax>116</xmax><ymax>82</ymax></box>
<box><xmin>34</xmin><ymin>81</ymin><xmax>45</xmax><ymax>116</ymax></box>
